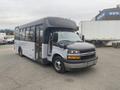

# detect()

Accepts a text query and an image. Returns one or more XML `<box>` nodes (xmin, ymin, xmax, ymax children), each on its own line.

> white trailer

<box><xmin>80</xmin><ymin>21</ymin><xmax>120</xmax><ymax>47</ymax></box>
<box><xmin>0</xmin><ymin>33</ymin><xmax>6</xmax><ymax>39</ymax></box>
<box><xmin>0</xmin><ymin>33</ymin><xmax>6</xmax><ymax>44</ymax></box>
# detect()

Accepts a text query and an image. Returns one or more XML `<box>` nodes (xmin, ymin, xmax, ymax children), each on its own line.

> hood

<box><xmin>67</xmin><ymin>42</ymin><xmax>95</xmax><ymax>50</ymax></box>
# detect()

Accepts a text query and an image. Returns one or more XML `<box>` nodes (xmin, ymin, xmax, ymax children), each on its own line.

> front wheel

<box><xmin>53</xmin><ymin>56</ymin><xmax>66</xmax><ymax>73</ymax></box>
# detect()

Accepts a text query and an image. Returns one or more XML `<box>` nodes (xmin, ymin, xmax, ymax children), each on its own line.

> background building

<box><xmin>95</xmin><ymin>5</ymin><xmax>120</xmax><ymax>21</ymax></box>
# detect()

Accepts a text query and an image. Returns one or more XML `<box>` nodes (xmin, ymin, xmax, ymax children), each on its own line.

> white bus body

<box><xmin>15</xmin><ymin>17</ymin><xmax>98</xmax><ymax>73</ymax></box>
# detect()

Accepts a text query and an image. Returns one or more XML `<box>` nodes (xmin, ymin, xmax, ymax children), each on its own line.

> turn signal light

<box><xmin>67</xmin><ymin>56</ymin><xmax>80</xmax><ymax>60</ymax></box>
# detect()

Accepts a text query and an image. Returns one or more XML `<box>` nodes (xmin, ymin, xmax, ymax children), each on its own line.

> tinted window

<box><xmin>19</xmin><ymin>29</ymin><xmax>22</xmax><ymax>40</ymax></box>
<box><xmin>15</xmin><ymin>27</ymin><xmax>20</xmax><ymax>40</ymax></box>
<box><xmin>25</xmin><ymin>27</ymin><xmax>30</xmax><ymax>41</ymax></box>
<box><xmin>36</xmin><ymin>25</ymin><xmax>43</xmax><ymax>44</ymax></box>
<box><xmin>22</xmin><ymin>28</ymin><xmax>26</xmax><ymax>40</ymax></box>
<box><xmin>30</xmin><ymin>26</ymin><xmax>35</xmax><ymax>41</ymax></box>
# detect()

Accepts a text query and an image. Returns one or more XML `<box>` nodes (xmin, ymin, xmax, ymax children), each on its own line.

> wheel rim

<box><xmin>54</xmin><ymin>60</ymin><xmax>62</xmax><ymax>71</ymax></box>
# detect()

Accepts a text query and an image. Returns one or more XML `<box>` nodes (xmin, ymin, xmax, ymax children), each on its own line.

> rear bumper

<box><xmin>63</xmin><ymin>57</ymin><xmax>98</xmax><ymax>70</ymax></box>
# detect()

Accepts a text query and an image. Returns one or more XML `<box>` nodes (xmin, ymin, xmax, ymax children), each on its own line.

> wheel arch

<box><xmin>52</xmin><ymin>53</ymin><xmax>63</xmax><ymax>62</ymax></box>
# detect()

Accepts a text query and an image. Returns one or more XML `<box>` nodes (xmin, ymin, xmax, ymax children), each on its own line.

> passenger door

<box><xmin>48</xmin><ymin>33</ymin><xmax>53</xmax><ymax>56</ymax></box>
<box><xmin>35</xmin><ymin>26</ymin><xmax>42</xmax><ymax>60</ymax></box>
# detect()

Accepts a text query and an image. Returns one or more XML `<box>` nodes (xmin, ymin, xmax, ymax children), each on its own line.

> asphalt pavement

<box><xmin>0</xmin><ymin>45</ymin><xmax>120</xmax><ymax>90</ymax></box>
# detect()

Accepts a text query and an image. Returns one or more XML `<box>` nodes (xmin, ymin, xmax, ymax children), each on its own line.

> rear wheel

<box><xmin>53</xmin><ymin>56</ymin><xmax>66</xmax><ymax>73</ymax></box>
<box><xmin>18</xmin><ymin>48</ymin><xmax>23</xmax><ymax>57</ymax></box>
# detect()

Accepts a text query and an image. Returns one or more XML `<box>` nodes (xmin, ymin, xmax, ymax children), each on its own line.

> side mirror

<box><xmin>53</xmin><ymin>33</ymin><xmax>58</xmax><ymax>43</ymax></box>
<box><xmin>82</xmin><ymin>35</ymin><xmax>85</xmax><ymax>41</ymax></box>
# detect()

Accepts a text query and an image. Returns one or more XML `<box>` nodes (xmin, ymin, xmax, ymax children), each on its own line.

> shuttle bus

<box><xmin>14</xmin><ymin>17</ymin><xmax>98</xmax><ymax>73</ymax></box>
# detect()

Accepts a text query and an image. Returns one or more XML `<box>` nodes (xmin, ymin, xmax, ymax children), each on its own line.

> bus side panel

<box><xmin>15</xmin><ymin>40</ymin><xmax>35</xmax><ymax>60</ymax></box>
<box><xmin>22</xmin><ymin>41</ymin><xmax>35</xmax><ymax>60</ymax></box>
<box><xmin>47</xmin><ymin>46</ymin><xmax>67</xmax><ymax>62</ymax></box>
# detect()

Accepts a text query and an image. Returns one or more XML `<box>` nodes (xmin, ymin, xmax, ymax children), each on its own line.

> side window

<box><xmin>36</xmin><ymin>25</ymin><xmax>43</xmax><ymax>44</ymax></box>
<box><xmin>19</xmin><ymin>28</ymin><xmax>26</xmax><ymax>40</ymax></box>
<box><xmin>19</xmin><ymin>29</ymin><xmax>22</xmax><ymax>40</ymax></box>
<box><xmin>25</xmin><ymin>27</ymin><xmax>30</xmax><ymax>41</ymax></box>
<box><xmin>15</xmin><ymin>27</ymin><xmax>20</xmax><ymax>40</ymax></box>
<box><xmin>24</xmin><ymin>27</ymin><xmax>35</xmax><ymax>42</ymax></box>
<box><xmin>36</xmin><ymin>29</ymin><xmax>39</xmax><ymax>43</ymax></box>
<box><xmin>20</xmin><ymin>28</ymin><xmax>25</xmax><ymax>40</ymax></box>
<box><xmin>40</xmin><ymin>30</ymin><xmax>43</xmax><ymax>38</ymax></box>
<box><xmin>29</xmin><ymin>26</ymin><xmax>35</xmax><ymax>42</ymax></box>
<box><xmin>22</xmin><ymin>28</ymin><xmax>26</xmax><ymax>40</ymax></box>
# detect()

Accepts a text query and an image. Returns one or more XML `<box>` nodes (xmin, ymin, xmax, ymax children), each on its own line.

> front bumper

<box><xmin>63</xmin><ymin>57</ymin><xmax>98</xmax><ymax>70</ymax></box>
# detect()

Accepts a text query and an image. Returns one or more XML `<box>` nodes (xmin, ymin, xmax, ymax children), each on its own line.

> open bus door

<box><xmin>35</xmin><ymin>26</ymin><xmax>42</xmax><ymax>61</ymax></box>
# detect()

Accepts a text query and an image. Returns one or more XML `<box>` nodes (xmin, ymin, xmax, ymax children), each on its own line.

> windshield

<box><xmin>57</xmin><ymin>31</ymin><xmax>82</xmax><ymax>42</ymax></box>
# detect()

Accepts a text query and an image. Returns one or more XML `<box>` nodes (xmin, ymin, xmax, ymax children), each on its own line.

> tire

<box><xmin>53</xmin><ymin>56</ymin><xmax>66</xmax><ymax>73</ymax></box>
<box><xmin>37</xmin><ymin>58</ymin><xmax>50</xmax><ymax>65</ymax></box>
<box><xmin>18</xmin><ymin>48</ymin><xmax>23</xmax><ymax>57</ymax></box>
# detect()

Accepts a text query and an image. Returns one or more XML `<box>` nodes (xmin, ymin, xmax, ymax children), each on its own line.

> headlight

<box><xmin>67</xmin><ymin>50</ymin><xmax>80</xmax><ymax>54</ymax></box>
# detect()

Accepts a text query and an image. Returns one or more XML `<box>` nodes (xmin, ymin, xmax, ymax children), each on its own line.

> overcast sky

<box><xmin>0</xmin><ymin>0</ymin><xmax>120</xmax><ymax>29</ymax></box>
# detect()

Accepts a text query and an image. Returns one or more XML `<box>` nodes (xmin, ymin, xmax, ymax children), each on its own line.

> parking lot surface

<box><xmin>0</xmin><ymin>45</ymin><xmax>120</xmax><ymax>90</ymax></box>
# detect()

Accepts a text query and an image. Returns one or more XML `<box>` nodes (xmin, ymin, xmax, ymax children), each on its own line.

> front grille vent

<box><xmin>81</xmin><ymin>54</ymin><xmax>95</xmax><ymax>60</ymax></box>
<box><xmin>80</xmin><ymin>48</ymin><xmax>95</xmax><ymax>53</ymax></box>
